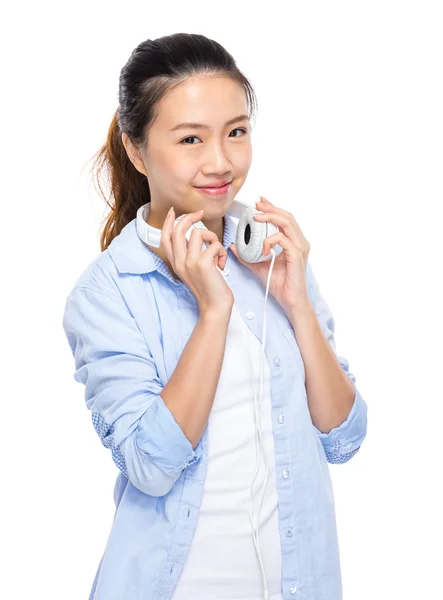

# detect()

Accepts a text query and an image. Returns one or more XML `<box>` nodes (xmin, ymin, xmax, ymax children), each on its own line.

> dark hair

<box><xmin>88</xmin><ymin>33</ymin><xmax>258</xmax><ymax>252</ymax></box>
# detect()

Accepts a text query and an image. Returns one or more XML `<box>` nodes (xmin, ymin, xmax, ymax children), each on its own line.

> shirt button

<box><xmin>278</xmin><ymin>414</ymin><xmax>285</xmax><ymax>424</ymax></box>
<box><xmin>246</xmin><ymin>311</ymin><xmax>255</xmax><ymax>320</ymax></box>
<box><xmin>290</xmin><ymin>584</ymin><xmax>297</xmax><ymax>594</ymax></box>
<box><xmin>282</xmin><ymin>469</ymin><xmax>290</xmax><ymax>479</ymax></box>
<box><xmin>286</xmin><ymin>527</ymin><xmax>293</xmax><ymax>537</ymax></box>
<box><xmin>273</xmin><ymin>357</ymin><xmax>280</xmax><ymax>366</ymax></box>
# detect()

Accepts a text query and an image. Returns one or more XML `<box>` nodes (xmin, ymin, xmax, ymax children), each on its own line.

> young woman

<box><xmin>62</xmin><ymin>33</ymin><xmax>368</xmax><ymax>600</ymax></box>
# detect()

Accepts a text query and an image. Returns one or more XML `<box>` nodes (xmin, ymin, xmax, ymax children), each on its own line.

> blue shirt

<box><xmin>62</xmin><ymin>212</ymin><xmax>368</xmax><ymax>600</ymax></box>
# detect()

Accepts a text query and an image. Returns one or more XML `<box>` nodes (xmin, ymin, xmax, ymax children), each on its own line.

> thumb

<box><xmin>230</xmin><ymin>243</ymin><xmax>249</xmax><ymax>267</ymax></box>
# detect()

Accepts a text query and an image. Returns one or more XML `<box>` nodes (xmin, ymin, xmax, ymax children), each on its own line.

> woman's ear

<box><xmin>121</xmin><ymin>133</ymin><xmax>148</xmax><ymax>177</ymax></box>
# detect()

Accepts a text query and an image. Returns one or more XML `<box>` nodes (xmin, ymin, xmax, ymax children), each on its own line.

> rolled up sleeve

<box><xmin>306</xmin><ymin>262</ymin><xmax>368</xmax><ymax>464</ymax></box>
<box><xmin>312</xmin><ymin>379</ymin><xmax>368</xmax><ymax>463</ymax></box>
<box><xmin>62</xmin><ymin>285</ymin><xmax>202</xmax><ymax>496</ymax></box>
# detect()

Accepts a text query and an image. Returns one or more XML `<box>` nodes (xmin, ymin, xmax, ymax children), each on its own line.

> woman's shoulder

<box><xmin>66</xmin><ymin>249</ymin><xmax>124</xmax><ymax>305</ymax></box>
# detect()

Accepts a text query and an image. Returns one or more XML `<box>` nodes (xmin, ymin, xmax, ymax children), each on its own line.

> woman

<box><xmin>62</xmin><ymin>33</ymin><xmax>368</xmax><ymax>600</ymax></box>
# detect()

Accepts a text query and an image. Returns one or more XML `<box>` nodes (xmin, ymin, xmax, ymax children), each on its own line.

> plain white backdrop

<box><xmin>2</xmin><ymin>1</ymin><xmax>442</xmax><ymax>598</ymax></box>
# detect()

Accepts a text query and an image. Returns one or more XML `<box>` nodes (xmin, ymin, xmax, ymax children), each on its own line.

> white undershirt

<box><xmin>171</xmin><ymin>304</ymin><xmax>283</xmax><ymax>600</ymax></box>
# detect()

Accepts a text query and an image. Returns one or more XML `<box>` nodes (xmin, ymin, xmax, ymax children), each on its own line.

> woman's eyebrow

<box><xmin>169</xmin><ymin>114</ymin><xmax>249</xmax><ymax>132</ymax></box>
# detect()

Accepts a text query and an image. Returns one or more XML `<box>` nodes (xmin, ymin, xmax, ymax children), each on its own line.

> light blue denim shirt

<box><xmin>62</xmin><ymin>212</ymin><xmax>368</xmax><ymax>600</ymax></box>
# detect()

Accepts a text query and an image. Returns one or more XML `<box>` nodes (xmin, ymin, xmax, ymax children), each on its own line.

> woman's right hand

<box><xmin>160</xmin><ymin>207</ymin><xmax>234</xmax><ymax>316</ymax></box>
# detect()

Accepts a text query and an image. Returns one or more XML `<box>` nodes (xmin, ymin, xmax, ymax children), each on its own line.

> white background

<box><xmin>2</xmin><ymin>1</ymin><xmax>442</xmax><ymax>598</ymax></box>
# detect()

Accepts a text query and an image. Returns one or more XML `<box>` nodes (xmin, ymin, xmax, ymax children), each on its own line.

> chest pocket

<box><xmin>282</xmin><ymin>326</ymin><xmax>306</xmax><ymax>383</ymax></box>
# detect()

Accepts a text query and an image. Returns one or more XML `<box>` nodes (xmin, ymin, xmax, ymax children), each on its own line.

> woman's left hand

<box><xmin>230</xmin><ymin>197</ymin><xmax>311</xmax><ymax>313</ymax></box>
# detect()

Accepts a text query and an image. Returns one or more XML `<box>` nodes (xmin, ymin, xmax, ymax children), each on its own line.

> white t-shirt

<box><xmin>171</xmin><ymin>303</ymin><xmax>283</xmax><ymax>600</ymax></box>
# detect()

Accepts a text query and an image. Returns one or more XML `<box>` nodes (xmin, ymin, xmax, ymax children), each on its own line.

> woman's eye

<box><xmin>180</xmin><ymin>128</ymin><xmax>248</xmax><ymax>145</ymax></box>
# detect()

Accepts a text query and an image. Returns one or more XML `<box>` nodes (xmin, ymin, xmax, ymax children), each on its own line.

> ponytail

<box><xmin>89</xmin><ymin>109</ymin><xmax>151</xmax><ymax>252</ymax></box>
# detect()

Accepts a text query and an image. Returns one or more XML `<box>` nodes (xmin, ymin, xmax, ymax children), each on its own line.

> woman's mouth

<box><xmin>195</xmin><ymin>182</ymin><xmax>231</xmax><ymax>197</ymax></box>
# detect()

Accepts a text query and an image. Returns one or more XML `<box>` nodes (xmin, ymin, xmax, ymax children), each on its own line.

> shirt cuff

<box><xmin>312</xmin><ymin>382</ymin><xmax>368</xmax><ymax>459</ymax></box>
<box><xmin>136</xmin><ymin>394</ymin><xmax>203</xmax><ymax>478</ymax></box>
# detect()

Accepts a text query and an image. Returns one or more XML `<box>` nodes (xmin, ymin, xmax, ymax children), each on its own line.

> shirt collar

<box><xmin>108</xmin><ymin>214</ymin><xmax>238</xmax><ymax>283</ymax></box>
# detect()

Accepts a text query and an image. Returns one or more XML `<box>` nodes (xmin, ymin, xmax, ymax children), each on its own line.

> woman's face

<box><xmin>123</xmin><ymin>74</ymin><xmax>253</xmax><ymax>220</ymax></box>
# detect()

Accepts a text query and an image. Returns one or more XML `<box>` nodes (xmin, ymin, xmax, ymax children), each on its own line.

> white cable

<box><xmin>217</xmin><ymin>247</ymin><xmax>276</xmax><ymax>600</ymax></box>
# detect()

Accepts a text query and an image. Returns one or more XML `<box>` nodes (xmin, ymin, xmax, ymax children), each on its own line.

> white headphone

<box><xmin>136</xmin><ymin>198</ymin><xmax>283</xmax><ymax>600</ymax></box>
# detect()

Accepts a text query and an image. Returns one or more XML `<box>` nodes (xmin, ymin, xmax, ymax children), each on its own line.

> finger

<box><xmin>253</xmin><ymin>211</ymin><xmax>308</xmax><ymax>247</ymax></box>
<box><xmin>218</xmin><ymin>251</ymin><xmax>229</xmax><ymax>271</ymax></box>
<box><xmin>187</xmin><ymin>229</ymin><xmax>227</xmax><ymax>272</ymax></box>
<box><xmin>160</xmin><ymin>207</ymin><xmax>177</xmax><ymax>266</ymax></box>
<box><xmin>256</xmin><ymin>197</ymin><xmax>274</xmax><ymax>209</ymax></box>
<box><xmin>186</xmin><ymin>227</ymin><xmax>218</xmax><ymax>262</ymax></box>
<box><xmin>262</xmin><ymin>231</ymin><xmax>300</xmax><ymax>257</ymax></box>
<box><xmin>256</xmin><ymin>200</ymin><xmax>295</xmax><ymax>224</ymax></box>
<box><xmin>255</xmin><ymin>205</ymin><xmax>307</xmax><ymax>240</ymax></box>
<box><xmin>171</xmin><ymin>210</ymin><xmax>205</xmax><ymax>268</ymax></box>
<box><xmin>197</xmin><ymin>231</ymin><xmax>227</xmax><ymax>264</ymax></box>
<box><xmin>197</xmin><ymin>233</ymin><xmax>228</xmax><ymax>272</ymax></box>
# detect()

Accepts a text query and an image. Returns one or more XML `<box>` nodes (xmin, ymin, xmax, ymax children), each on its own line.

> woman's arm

<box><xmin>62</xmin><ymin>286</ymin><xmax>230</xmax><ymax>497</ymax></box>
<box><xmin>288</xmin><ymin>261</ymin><xmax>368</xmax><ymax>464</ymax></box>
<box><xmin>160</xmin><ymin>309</ymin><xmax>231</xmax><ymax>450</ymax></box>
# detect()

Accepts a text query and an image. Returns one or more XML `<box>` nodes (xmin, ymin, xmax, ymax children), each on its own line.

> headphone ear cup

<box><xmin>235</xmin><ymin>206</ymin><xmax>282</xmax><ymax>263</ymax></box>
